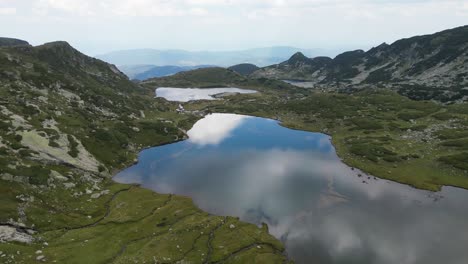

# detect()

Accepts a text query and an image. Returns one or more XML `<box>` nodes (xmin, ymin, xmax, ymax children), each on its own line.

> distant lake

<box><xmin>282</xmin><ymin>80</ymin><xmax>315</xmax><ymax>88</ymax></box>
<box><xmin>155</xmin><ymin>87</ymin><xmax>257</xmax><ymax>102</ymax></box>
<box><xmin>115</xmin><ymin>113</ymin><xmax>468</xmax><ymax>264</ymax></box>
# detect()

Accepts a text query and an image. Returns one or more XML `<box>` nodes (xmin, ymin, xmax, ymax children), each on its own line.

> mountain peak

<box><xmin>228</xmin><ymin>63</ymin><xmax>260</xmax><ymax>76</ymax></box>
<box><xmin>35</xmin><ymin>41</ymin><xmax>87</xmax><ymax>64</ymax></box>
<box><xmin>0</xmin><ymin>37</ymin><xmax>30</xmax><ymax>47</ymax></box>
<box><xmin>253</xmin><ymin>25</ymin><xmax>468</xmax><ymax>102</ymax></box>
<box><xmin>288</xmin><ymin>52</ymin><xmax>309</xmax><ymax>63</ymax></box>
<box><xmin>39</xmin><ymin>41</ymin><xmax>73</xmax><ymax>49</ymax></box>
<box><xmin>29</xmin><ymin>40</ymin><xmax>128</xmax><ymax>80</ymax></box>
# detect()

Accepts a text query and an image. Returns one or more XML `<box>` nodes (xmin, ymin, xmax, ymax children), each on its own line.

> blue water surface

<box><xmin>115</xmin><ymin>113</ymin><xmax>468</xmax><ymax>264</ymax></box>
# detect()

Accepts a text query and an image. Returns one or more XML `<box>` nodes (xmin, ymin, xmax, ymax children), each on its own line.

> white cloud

<box><xmin>19</xmin><ymin>0</ymin><xmax>468</xmax><ymax>20</ymax></box>
<box><xmin>1</xmin><ymin>0</ymin><xmax>467</xmax><ymax>54</ymax></box>
<box><xmin>31</xmin><ymin>0</ymin><xmax>212</xmax><ymax>17</ymax></box>
<box><xmin>36</xmin><ymin>0</ymin><xmax>94</xmax><ymax>16</ymax></box>
<box><xmin>0</xmin><ymin>7</ymin><xmax>15</xmax><ymax>15</ymax></box>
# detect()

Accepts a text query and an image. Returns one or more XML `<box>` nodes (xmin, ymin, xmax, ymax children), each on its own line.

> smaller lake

<box><xmin>155</xmin><ymin>87</ymin><xmax>257</xmax><ymax>102</ymax></box>
<box><xmin>282</xmin><ymin>80</ymin><xmax>316</xmax><ymax>88</ymax></box>
<box><xmin>115</xmin><ymin>113</ymin><xmax>468</xmax><ymax>264</ymax></box>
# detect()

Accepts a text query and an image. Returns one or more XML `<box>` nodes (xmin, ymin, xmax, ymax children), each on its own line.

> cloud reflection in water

<box><xmin>115</xmin><ymin>114</ymin><xmax>468</xmax><ymax>264</ymax></box>
<box><xmin>187</xmin><ymin>113</ymin><xmax>248</xmax><ymax>146</ymax></box>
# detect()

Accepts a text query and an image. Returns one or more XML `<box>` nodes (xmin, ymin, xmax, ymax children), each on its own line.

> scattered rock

<box><xmin>1</xmin><ymin>173</ymin><xmax>28</xmax><ymax>183</ymax></box>
<box><xmin>0</xmin><ymin>226</ymin><xmax>34</xmax><ymax>244</ymax></box>
<box><xmin>63</xmin><ymin>183</ymin><xmax>76</xmax><ymax>189</ymax></box>
<box><xmin>50</xmin><ymin>170</ymin><xmax>68</xmax><ymax>181</ymax></box>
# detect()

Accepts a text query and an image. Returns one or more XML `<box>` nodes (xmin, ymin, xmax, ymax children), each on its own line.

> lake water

<box><xmin>282</xmin><ymin>80</ymin><xmax>316</xmax><ymax>88</ymax></box>
<box><xmin>155</xmin><ymin>87</ymin><xmax>257</xmax><ymax>102</ymax></box>
<box><xmin>115</xmin><ymin>113</ymin><xmax>468</xmax><ymax>264</ymax></box>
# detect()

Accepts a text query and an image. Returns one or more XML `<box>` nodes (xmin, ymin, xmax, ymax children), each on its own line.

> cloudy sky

<box><xmin>1</xmin><ymin>0</ymin><xmax>467</xmax><ymax>55</ymax></box>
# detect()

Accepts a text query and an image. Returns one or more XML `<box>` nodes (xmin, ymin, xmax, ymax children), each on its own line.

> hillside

<box><xmin>0</xmin><ymin>37</ymin><xmax>30</xmax><ymax>47</ymax></box>
<box><xmin>252</xmin><ymin>25</ymin><xmax>468</xmax><ymax>102</ymax></box>
<box><xmin>0</xmin><ymin>40</ymin><xmax>288</xmax><ymax>263</ymax></box>
<box><xmin>129</xmin><ymin>65</ymin><xmax>213</xmax><ymax>81</ymax></box>
<box><xmin>142</xmin><ymin>67</ymin><xmax>296</xmax><ymax>91</ymax></box>
<box><xmin>228</xmin><ymin>63</ymin><xmax>260</xmax><ymax>76</ymax></box>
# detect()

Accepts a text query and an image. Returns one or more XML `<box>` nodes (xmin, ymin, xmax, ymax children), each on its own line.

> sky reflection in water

<box><xmin>115</xmin><ymin>113</ymin><xmax>468</xmax><ymax>264</ymax></box>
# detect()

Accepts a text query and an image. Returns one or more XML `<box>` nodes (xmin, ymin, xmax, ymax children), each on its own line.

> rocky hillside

<box><xmin>0</xmin><ymin>40</ymin><xmax>288</xmax><ymax>263</ymax></box>
<box><xmin>142</xmin><ymin>66</ymin><xmax>296</xmax><ymax>92</ymax></box>
<box><xmin>0</xmin><ymin>37</ymin><xmax>30</xmax><ymax>47</ymax></box>
<box><xmin>228</xmin><ymin>63</ymin><xmax>260</xmax><ymax>76</ymax></box>
<box><xmin>252</xmin><ymin>25</ymin><xmax>468</xmax><ymax>102</ymax></box>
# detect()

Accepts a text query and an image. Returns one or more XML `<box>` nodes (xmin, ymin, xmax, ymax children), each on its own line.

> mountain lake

<box><xmin>155</xmin><ymin>87</ymin><xmax>257</xmax><ymax>102</ymax></box>
<box><xmin>115</xmin><ymin>113</ymin><xmax>468</xmax><ymax>264</ymax></box>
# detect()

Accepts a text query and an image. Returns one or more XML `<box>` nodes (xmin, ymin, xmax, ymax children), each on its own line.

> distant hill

<box><xmin>252</xmin><ymin>25</ymin><xmax>468</xmax><ymax>102</ymax></box>
<box><xmin>228</xmin><ymin>63</ymin><xmax>259</xmax><ymax>76</ymax></box>
<box><xmin>116</xmin><ymin>64</ymin><xmax>156</xmax><ymax>79</ymax></box>
<box><xmin>0</xmin><ymin>37</ymin><xmax>30</xmax><ymax>47</ymax></box>
<box><xmin>96</xmin><ymin>46</ymin><xmax>340</xmax><ymax>67</ymax></box>
<box><xmin>119</xmin><ymin>64</ymin><xmax>215</xmax><ymax>80</ymax></box>
<box><xmin>142</xmin><ymin>67</ymin><xmax>295</xmax><ymax>91</ymax></box>
<box><xmin>142</xmin><ymin>67</ymin><xmax>245</xmax><ymax>88</ymax></box>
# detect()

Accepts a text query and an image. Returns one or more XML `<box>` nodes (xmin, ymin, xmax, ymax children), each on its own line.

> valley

<box><xmin>0</xmin><ymin>24</ymin><xmax>468</xmax><ymax>264</ymax></box>
<box><xmin>144</xmin><ymin>67</ymin><xmax>468</xmax><ymax>192</ymax></box>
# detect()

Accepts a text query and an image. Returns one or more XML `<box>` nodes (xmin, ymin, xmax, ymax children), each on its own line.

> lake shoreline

<box><xmin>113</xmin><ymin>112</ymin><xmax>468</xmax><ymax>264</ymax></box>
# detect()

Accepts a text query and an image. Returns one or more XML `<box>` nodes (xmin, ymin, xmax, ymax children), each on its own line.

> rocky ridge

<box><xmin>252</xmin><ymin>25</ymin><xmax>468</xmax><ymax>102</ymax></box>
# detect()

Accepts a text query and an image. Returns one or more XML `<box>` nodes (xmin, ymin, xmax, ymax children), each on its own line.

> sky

<box><xmin>1</xmin><ymin>0</ymin><xmax>468</xmax><ymax>56</ymax></box>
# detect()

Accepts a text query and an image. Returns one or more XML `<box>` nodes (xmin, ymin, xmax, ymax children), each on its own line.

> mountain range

<box><xmin>96</xmin><ymin>46</ymin><xmax>340</xmax><ymax>67</ymax></box>
<box><xmin>1</xmin><ymin>24</ymin><xmax>468</xmax><ymax>262</ymax></box>
<box><xmin>119</xmin><ymin>64</ymin><xmax>215</xmax><ymax>80</ymax></box>
<box><xmin>251</xmin><ymin>25</ymin><xmax>468</xmax><ymax>102</ymax></box>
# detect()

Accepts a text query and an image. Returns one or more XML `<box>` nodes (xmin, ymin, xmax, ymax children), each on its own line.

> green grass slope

<box><xmin>0</xmin><ymin>41</ymin><xmax>289</xmax><ymax>263</ymax></box>
<box><xmin>179</xmin><ymin>86</ymin><xmax>468</xmax><ymax>191</ymax></box>
<box><xmin>142</xmin><ymin>67</ymin><xmax>296</xmax><ymax>92</ymax></box>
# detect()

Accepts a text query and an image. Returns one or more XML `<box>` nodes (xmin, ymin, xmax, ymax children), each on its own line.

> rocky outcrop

<box><xmin>0</xmin><ymin>225</ymin><xmax>34</xmax><ymax>244</ymax></box>
<box><xmin>252</xmin><ymin>25</ymin><xmax>468</xmax><ymax>102</ymax></box>
<box><xmin>0</xmin><ymin>37</ymin><xmax>30</xmax><ymax>47</ymax></box>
